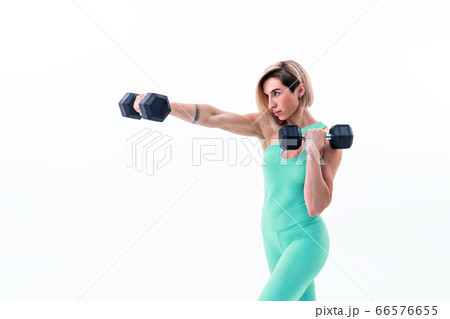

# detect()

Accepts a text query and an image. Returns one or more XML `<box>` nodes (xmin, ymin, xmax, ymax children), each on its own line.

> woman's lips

<box><xmin>274</xmin><ymin>111</ymin><xmax>281</xmax><ymax>116</ymax></box>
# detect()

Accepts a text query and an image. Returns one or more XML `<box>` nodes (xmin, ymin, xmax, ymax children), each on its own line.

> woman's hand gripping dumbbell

<box><xmin>118</xmin><ymin>92</ymin><xmax>171</xmax><ymax>122</ymax></box>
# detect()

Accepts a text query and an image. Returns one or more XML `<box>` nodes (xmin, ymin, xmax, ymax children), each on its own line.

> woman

<box><xmin>133</xmin><ymin>60</ymin><xmax>342</xmax><ymax>301</ymax></box>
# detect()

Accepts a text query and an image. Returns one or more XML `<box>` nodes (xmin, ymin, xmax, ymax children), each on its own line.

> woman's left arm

<box><xmin>304</xmin><ymin>128</ymin><xmax>343</xmax><ymax>216</ymax></box>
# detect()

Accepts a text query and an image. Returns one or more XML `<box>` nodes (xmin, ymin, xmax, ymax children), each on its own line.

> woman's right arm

<box><xmin>171</xmin><ymin>102</ymin><xmax>263</xmax><ymax>138</ymax></box>
<box><xmin>133</xmin><ymin>94</ymin><xmax>263</xmax><ymax>138</ymax></box>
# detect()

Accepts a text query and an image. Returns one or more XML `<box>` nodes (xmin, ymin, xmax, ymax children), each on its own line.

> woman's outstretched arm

<box><xmin>132</xmin><ymin>94</ymin><xmax>263</xmax><ymax>138</ymax></box>
<box><xmin>171</xmin><ymin>102</ymin><xmax>263</xmax><ymax>137</ymax></box>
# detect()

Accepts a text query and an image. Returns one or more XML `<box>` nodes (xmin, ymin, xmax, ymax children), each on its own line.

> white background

<box><xmin>0</xmin><ymin>0</ymin><xmax>449</xmax><ymax>301</ymax></box>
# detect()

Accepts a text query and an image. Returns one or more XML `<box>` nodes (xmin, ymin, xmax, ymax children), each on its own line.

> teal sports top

<box><xmin>261</xmin><ymin>121</ymin><xmax>328</xmax><ymax>231</ymax></box>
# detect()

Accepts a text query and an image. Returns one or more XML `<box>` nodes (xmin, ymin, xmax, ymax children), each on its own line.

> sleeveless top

<box><xmin>261</xmin><ymin>121</ymin><xmax>327</xmax><ymax>231</ymax></box>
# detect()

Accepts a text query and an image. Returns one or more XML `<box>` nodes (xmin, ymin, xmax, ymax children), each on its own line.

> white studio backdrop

<box><xmin>0</xmin><ymin>0</ymin><xmax>449</xmax><ymax>301</ymax></box>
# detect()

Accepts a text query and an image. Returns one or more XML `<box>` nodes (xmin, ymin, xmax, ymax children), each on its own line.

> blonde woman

<box><xmin>133</xmin><ymin>60</ymin><xmax>342</xmax><ymax>301</ymax></box>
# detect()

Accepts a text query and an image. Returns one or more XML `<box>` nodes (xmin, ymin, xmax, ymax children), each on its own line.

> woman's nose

<box><xmin>269</xmin><ymin>97</ymin><xmax>277</xmax><ymax>108</ymax></box>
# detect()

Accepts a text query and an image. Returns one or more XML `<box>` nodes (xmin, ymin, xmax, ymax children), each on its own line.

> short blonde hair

<box><xmin>255</xmin><ymin>60</ymin><xmax>314</xmax><ymax>131</ymax></box>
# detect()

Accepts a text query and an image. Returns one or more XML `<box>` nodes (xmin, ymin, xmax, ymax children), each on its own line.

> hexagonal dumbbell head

<box><xmin>139</xmin><ymin>93</ymin><xmax>171</xmax><ymax>122</ymax></box>
<box><xmin>329</xmin><ymin>124</ymin><xmax>353</xmax><ymax>149</ymax></box>
<box><xmin>278</xmin><ymin>125</ymin><xmax>302</xmax><ymax>150</ymax></box>
<box><xmin>119</xmin><ymin>93</ymin><xmax>142</xmax><ymax>119</ymax></box>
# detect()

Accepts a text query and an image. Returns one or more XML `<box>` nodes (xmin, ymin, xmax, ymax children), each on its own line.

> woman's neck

<box><xmin>285</xmin><ymin>107</ymin><xmax>318</xmax><ymax>128</ymax></box>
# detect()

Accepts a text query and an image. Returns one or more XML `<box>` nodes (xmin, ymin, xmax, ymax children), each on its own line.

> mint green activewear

<box><xmin>258</xmin><ymin>121</ymin><xmax>330</xmax><ymax>301</ymax></box>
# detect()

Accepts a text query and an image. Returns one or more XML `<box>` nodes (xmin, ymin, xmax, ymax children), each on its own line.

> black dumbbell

<box><xmin>118</xmin><ymin>92</ymin><xmax>171</xmax><ymax>122</ymax></box>
<box><xmin>279</xmin><ymin>124</ymin><xmax>353</xmax><ymax>150</ymax></box>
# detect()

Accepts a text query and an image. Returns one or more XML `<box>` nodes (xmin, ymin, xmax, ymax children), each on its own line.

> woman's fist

<box><xmin>304</xmin><ymin>128</ymin><xmax>328</xmax><ymax>152</ymax></box>
<box><xmin>133</xmin><ymin>93</ymin><xmax>145</xmax><ymax>114</ymax></box>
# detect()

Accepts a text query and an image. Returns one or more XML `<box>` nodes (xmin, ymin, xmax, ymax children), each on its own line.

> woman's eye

<box><xmin>265</xmin><ymin>92</ymin><xmax>279</xmax><ymax>98</ymax></box>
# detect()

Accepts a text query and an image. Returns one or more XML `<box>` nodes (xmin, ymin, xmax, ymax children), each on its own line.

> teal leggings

<box><xmin>258</xmin><ymin>217</ymin><xmax>330</xmax><ymax>301</ymax></box>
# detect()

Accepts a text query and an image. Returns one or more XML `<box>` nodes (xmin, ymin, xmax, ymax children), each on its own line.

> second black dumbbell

<box><xmin>279</xmin><ymin>124</ymin><xmax>353</xmax><ymax>150</ymax></box>
<box><xmin>118</xmin><ymin>92</ymin><xmax>171</xmax><ymax>122</ymax></box>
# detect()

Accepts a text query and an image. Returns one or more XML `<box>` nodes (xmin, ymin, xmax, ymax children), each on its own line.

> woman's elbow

<box><xmin>307</xmin><ymin>197</ymin><xmax>331</xmax><ymax>217</ymax></box>
<box><xmin>307</xmin><ymin>204</ymin><xmax>322</xmax><ymax>217</ymax></box>
<box><xmin>308</xmin><ymin>209</ymin><xmax>322</xmax><ymax>217</ymax></box>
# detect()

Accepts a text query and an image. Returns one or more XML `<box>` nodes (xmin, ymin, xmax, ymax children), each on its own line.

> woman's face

<box><xmin>262</xmin><ymin>77</ymin><xmax>304</xmax><ymax>122</ymax></box>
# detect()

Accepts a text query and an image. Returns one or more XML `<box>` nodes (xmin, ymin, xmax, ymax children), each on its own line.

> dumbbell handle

<box><xmin>300</xmin><ymin>134</ymin><xmax>333</xmax><ymax>140</ymax></box>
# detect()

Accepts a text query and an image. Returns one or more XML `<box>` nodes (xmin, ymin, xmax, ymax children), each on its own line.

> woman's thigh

<box><xmin>258</xmin><ymin>221</ymin><xmax>329</xmax><ymax>301</ymax></box>
<box><xmin>261</xmin><ymin>227</ymin><xmax>283</xmax><ymax>274</ymax></box>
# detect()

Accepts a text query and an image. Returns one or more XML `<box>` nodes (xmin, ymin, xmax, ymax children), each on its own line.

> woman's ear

<box><xmin>297</xmin><ymin>82</ymin><xmax>305</xmax><ymax>98</ymax></box>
